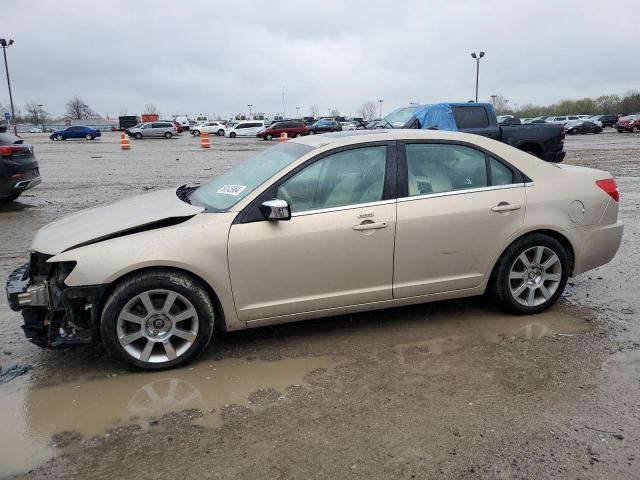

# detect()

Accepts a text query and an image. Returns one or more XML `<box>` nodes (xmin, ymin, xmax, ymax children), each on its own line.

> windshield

<box><xmin>383</xmin><ymin>106</ymin><xmax>419</xmax><ymax>128</ymax></box>
<box><xmin>190</xmin><ymin>142</ymin><xmax>313</xmax><ymax>211</ymax></box>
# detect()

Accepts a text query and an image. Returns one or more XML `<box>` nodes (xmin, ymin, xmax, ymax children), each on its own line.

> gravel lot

<box><xmin>1</xmin><ymin>130</ymin><xmax>639</xmax><ymax>479</ymax></box>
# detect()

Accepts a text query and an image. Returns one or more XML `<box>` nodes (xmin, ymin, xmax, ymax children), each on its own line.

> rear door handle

<box><xmin>353</xmin><ymin>221</ymin><xmax>388</xmax><ymax>231</ymax></box>
<box><xmin>491</xmin><ymin>203</ymin><xmax>522</xmax><ymax>212</ymax></box>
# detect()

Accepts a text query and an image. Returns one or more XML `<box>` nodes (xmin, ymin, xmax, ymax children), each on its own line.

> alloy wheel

<box><xmin>116</xmin><ymin>289</ymin><xmax>199</xmax><ymax>364</ymax></box>
<box><xmin>508</xmin><ymin>246</ymin><xmax>562</xmax><ymax>307</ymax></box>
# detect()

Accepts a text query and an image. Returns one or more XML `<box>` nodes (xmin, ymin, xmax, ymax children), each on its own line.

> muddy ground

<box><xmin>0</xmin><ymin>131</ymin><xmax>639</xmax><ymax>479</ymax></box>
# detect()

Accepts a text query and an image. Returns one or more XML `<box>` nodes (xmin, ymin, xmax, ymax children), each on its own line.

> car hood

<box><xmin>32</xmin><ymin>187</ymin><xmax>204</xmax><ymax>255</ymax></box>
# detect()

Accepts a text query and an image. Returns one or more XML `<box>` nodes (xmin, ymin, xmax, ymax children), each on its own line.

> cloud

<box><xmin>3</xmin><ymin>0</ymin><xmax>638</xmax><ymax>118</ymax></box>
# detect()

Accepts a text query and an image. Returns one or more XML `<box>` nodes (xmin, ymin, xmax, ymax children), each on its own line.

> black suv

<box><xmin>308</xmin><ymin>119</ymin><xmax>342</xmax><ymax>134</ymax></box>
<box><xmin>0</xmin><ymin>125</ymin><xmax>41</xmax><ymax>203</ymax></box>
<box><xmin>591</xmin><ymin>115</ymin><xmax>619</xmax><ymax>128</ymax></box>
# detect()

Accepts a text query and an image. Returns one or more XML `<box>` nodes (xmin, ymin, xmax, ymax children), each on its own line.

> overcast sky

<box><xmin>3</xmin><ymin>0</ymin><xmax>639</xmax><ymax>119</ymax></box>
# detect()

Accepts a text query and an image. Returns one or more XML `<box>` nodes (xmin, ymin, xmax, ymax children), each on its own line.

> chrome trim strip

<box><xmin>291</xmin><ymin>199</ymin><xmax>396</xmax><ymax>217</ymax></box>
<box><xmin>396</xmin><ymin>183</ymin><xmax>524</xmax><ymax>203</ymax></box>
<box><xmin>524</xmin><ymin>181</ymin><xmax>535</xmax><ymax>187</ymax></box>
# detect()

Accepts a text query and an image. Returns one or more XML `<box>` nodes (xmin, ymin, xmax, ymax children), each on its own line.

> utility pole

<box><xmin>282</xmin><ymin>87</ymin><xmax>286</xmax><ymax>119</ymax></box>
<box><xmin>378</xmin><ymin>99</ymin><xmax>384</xmax><ymax>120</ymax></box>
<box><xmin>296</xmin><ymin>106</ymin><xmax>300</xmax><ymax>119</ymax></box>
<box><xmin>38</xmin><ymin>104</ymin><xmax>44</xmax><ymax>132</ymax></box>
<box><xmin>1</xmin><ymin>38</ymin><xmax>16</xmax><ymax>134</ymax></box>
<box><xmin>490</xmin><ymin>95</ymin><xmax>497</xmax><ymax>107</ymax></box>
<box><xmin>470</xmin><ymin>51</ymin><xmax>485</xmax><ymax>103</ymax></box>
<box><xmin>247</xmin><ymin>104</ymin><xmax>253</xmax><ymax>119</ymax></box>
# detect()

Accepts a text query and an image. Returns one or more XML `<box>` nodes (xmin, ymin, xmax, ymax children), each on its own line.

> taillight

<box><xmin>596</xmin><ymin>178</ymin><xmax>619</xmax><ymax>202</ymax></box>
<box><xmin>0</xmin><ymin>145</ymin><xmax>23</xmax><ymax>157</ymax></box>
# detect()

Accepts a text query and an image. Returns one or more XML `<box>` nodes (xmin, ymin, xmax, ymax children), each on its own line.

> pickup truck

<box><xmin>381</xmin><ymin>102</ymin><xmax>566</xmax><ymax>162</ymax></box>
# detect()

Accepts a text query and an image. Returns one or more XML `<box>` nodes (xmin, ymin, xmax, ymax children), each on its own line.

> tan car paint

<box><xmin>393</xmin><ymin>185</ymin><xmax>526</xmax><ymax>298</ymax></box>
<box><xmin>228</xmin><ymin>202</ymin><xmax>397</xmax><ymax>321</ymax></box>
<box><xmin>46</xmin><ymin>130</ymin><xmax>623</xmax><ymax>331</ymax></box>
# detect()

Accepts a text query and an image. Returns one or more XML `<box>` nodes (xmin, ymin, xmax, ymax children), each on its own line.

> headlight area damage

<box><xmin>5</xmin><ymin>252</ymin><xmax>107</xmax><ymax>348</ymax></box>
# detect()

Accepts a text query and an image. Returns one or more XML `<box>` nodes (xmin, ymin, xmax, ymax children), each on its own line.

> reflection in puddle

<box><xmin>0</xmin><ymin>356</ymin><xmax>333</xmax><ymax>478</ymax></box>
<box><xmin>0</xmin><ymin>304</ymin><xmax>590</xmax><ymax>477</ymax></box>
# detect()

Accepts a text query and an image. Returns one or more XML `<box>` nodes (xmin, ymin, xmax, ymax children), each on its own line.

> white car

<box><xmin>28</xmin><ymin>127</ymin><xmax>43</xmax><ymax>133</ymax></box>
<box><xmin>224</xmin><ymin>120</ymin><xmax>265</xmax><ymax>138</ymax></box>
<box><xmin>190</xmin><ymin>121</ymin><xmax>226</xmax><ymax>137</ymax></box>
<box><xmin>340</xmin><ymin>122</ymin><xmax>357</xmax><ymax>131</ymax></box>
<box><xmin>546</xmin><ymin>115</ymin><xmax>580</xmax><ymax>126</ymax></box>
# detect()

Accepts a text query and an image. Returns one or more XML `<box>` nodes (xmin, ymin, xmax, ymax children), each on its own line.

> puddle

<box><xmin>0</xmin><ymin>355</ymin><xmax>333</xmax><ymax>478</ymax></box>
<box><xmin>385</xmin><ymin>306</ymin><xmax>590</xmax><ymax>361</ymax></box>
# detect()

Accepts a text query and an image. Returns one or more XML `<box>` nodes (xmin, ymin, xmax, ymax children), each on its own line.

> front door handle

<box><xmin>491</xmin><ymin>202</ymin><xmax>522</xmax><ymax>212</ymax></box>
<box><xmin>353</xmin><ymin>221</ymin><xmax>388</xmax><ymax>231</ymax></box>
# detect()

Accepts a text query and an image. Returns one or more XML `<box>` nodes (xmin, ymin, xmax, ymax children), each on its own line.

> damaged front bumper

<box><xmin>5</xmin><ymin>259</ymin><xmax>107</xmax><ymax>349</ymax></box>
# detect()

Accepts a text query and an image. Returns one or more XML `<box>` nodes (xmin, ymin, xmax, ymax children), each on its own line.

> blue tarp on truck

<box><xmin>412</xmin><ymin>103</ymin><xmax>459</xmax><ymax>131</ymax></box>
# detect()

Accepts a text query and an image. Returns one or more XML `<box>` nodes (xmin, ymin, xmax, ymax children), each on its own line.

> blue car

<box><xmin>50</xmin><ymin>126</ymin><xmax>101</xmax><ymax>141</ymax></box>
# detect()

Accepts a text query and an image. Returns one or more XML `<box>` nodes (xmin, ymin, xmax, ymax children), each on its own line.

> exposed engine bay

<box><xmin>6</xmin><ymin>251</ymin><xmax>106</xmax><ymax>348</ymax></box>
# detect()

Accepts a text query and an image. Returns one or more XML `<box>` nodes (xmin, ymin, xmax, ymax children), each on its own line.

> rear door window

<box><xmin>453</xmin><ymin>107</ymin><xmax>490</xmax><ymax>129</ymax></box>
<box><xmin>405</xmin><ymin>144</ymin><xmax>487</xmax><ymax>196</ymax></box>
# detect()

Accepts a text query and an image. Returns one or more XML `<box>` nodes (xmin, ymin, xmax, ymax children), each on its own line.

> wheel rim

<box><xmin>116</xmin><ymin>289</ymin><xmax>199</xmax><ymax>364</ymax></box>
<box><xmin>266</xmin><ymin>134</ymin><xmax>272</xmax><ymax>140</ymax></box>
<box><xmin>508</xmin><ymin>246</ymin><xmax>562</xmax><ymax>307</ymax></box>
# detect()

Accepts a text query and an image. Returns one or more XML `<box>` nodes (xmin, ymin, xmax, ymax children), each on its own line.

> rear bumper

<box><xmin>566</xmin><ymin>221</ymin><xmax>624</xmax><ymax>276</ymax></box>
<box><xmin>545</xmin><ymin>151</ymin><xmax>566</xmax><ymax>163</ymax></box>
<box><xmin>0</xmin><ymin>175</ymin><xmax>41</xmax><ymax>198</ymax></box>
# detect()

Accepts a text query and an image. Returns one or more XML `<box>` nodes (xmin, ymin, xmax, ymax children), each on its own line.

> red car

<box><xmin>257</xmin><ymin>120</ymin><xmax>308</xmax><ymax>140</ymax></box>
<box><xmin>616</xmin><ymin>115</ymin><xmax>640</xmax><ymax>133</ymax></box>
<box><xmin>172</xmin><ymin>121</ymin><xmax>184</xmax><ymax>133</ymax></box>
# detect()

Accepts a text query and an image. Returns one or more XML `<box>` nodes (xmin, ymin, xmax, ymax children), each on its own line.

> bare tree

<box><xmin>144</xmin><ymin>103</ymin><xmax>159</xmax><ymax>115</ymax></box>
<box><xmin>24</xmin><ymin>102</ymin><xmax>50</xmax><ymax>127</ymax></box>
<box><xmin>357</xmin><ymin>101</ymin><xmax>377</xmax><ymax>121</ymax></box>
<box><xmin>65</xmin><ymin>95</ymin><xmax>97</xmax><ymax>119</ymax></box>
<box><xmin>330</xmin><ymin>109</ymin><xmax>340</xmax><ymax>117</ymax></box>
<box><xmin>309</xmin><ymin>104</ymin><xmax>319</xmax><ymax>118</ymax></box>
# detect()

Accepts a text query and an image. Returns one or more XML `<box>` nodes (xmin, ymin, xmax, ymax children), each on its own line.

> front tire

<box><xmin>85</xmin><ymin>133</ymin><xmax>94</xmax><ymax>140</ymax></box>
<box><xmin>134</xmin><ymin>132</ymin><xmax>142</xmax><ymax>140</ymax></box>
<box><xmin>101</xmin><ymin>271</ymin><xmax>215</xmax><ymax>370</ymax></box>
<box><xmin>488</xmin><ymin>233</ymin><xmax>569</xmax><ymax>315</ymax></box>
<box><xmin>217</xmin><ymin>129</ymin><xmax>225</xmax><ymax>136</ymax></box>
<box><xmin>265</xmin><ymin>133</ymin><xmax>273</xmax><ymax>141</ymax></box>
<box><xmin>193</xmin><ymin>130</ymin><xmax>201</xmax><ymax>136</ymax></box>
<box><xmin>229</xmin><ymin>132</ymin><xmax>236</xmax><ymax>138</ymax></box>
<box><xmin>164</xmin><ymin>132</ymin><xmax>172</xmax><ymax>139</ymax></box>
<box><xmin>308</xmin><ymin>130</ymin><xmax>315</xmax><ymax>135</ymax></box>
<box><xmin>55</xmin><ymin>134</ymin><xmax>64</xmax><ymax>141</ymax></box>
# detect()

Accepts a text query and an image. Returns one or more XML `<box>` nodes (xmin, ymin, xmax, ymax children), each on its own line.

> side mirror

<box><xmin>260</xmin><ymin>199</ymin><xmax>291</xmax><ymax>221</ymax></box>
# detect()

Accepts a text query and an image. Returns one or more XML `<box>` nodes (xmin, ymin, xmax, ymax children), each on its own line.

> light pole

<box><xmin>247</xmin><ymin>104</ymin><xmax>253</xmax><ymax>119</ymax></box>
<box><xmin>490</xmin><ymin>95</ymin><xmax>497</xmax><ymax>107</ymax></box>
<box><xmin>38</xmin><ymin>104</ymin><xmax>44</xmax><ymax>132</ymax></box>
<box><xmin>378</xmin><ymin>99</ymin><xmax>384</xmax><ymax>120</ymax></box>
<box><xmin>296</xmin><ymin>106</ymin><xmax>300</xmax><ymax>119</ymax></box>
<box><xmin>1</xmin><ymin>38</ymin><xmax>16</xmax><ymax>134</ymax></box>
<box><xmin>470</xmin><ymin>51</ymin><xmax>485</xmax><ymax>103</ymax></box>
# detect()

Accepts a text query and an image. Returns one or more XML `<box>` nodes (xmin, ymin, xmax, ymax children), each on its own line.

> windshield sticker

<box><xmin>216</xmin><ymin>185</ymin><xmax>247</xmax><ymax>196</ymax></box>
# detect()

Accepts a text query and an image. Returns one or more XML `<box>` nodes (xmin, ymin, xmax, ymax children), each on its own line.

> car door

<box><xmin>228</xmin><ymin>142</ymin><xmax>397</xmax><ymax>322</ymax></box>
<box><xmin>393</xmin><ymin>141</ymin><xmax>526</xmax><ymax>298</ymax></box>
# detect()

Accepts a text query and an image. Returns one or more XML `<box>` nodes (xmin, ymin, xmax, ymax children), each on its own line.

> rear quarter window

<box><xmin>453</xmin><ymin>107</ymin><xmax>490</xmax><ymax>129</ymax></box>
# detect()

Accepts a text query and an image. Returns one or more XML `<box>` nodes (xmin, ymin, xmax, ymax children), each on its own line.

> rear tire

<box><xmin>101</xmin><ymin>270</ymin><xmax>215</xmax><ymax>370</ymax></box>
<box><xmin>265</xmin><ymin>133</ymin><xmax>273</xmax><ymax>141</ymax></box>
<box><xmin>193</xmin><ymin>130</ymin><xmax>201</xmax><ymax>136</ymax></box>
<box><xmin>308</xmin><ymin>130</ymin><xmax>315</xmax><ymax>135</ymax></box>
<box><xmin>487</xmin><ymin>233</ymin><xmax>569</xmax><ymax>315</ymax></box>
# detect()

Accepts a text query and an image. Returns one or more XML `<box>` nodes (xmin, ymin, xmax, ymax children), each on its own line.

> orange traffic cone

<box><xmin>279</xmin><ymin>131</ymin><xmax>288</xmax><ymax>142</ymax></box>
<box><xmin>201</xmin><ymin>131</ymin><xmax>210</xmax><ymax>149</ymax></box>
<box><xmin>120</xmin><ymin>132</ymin><xmax>130</xmax><ymax>150</ymax></box>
